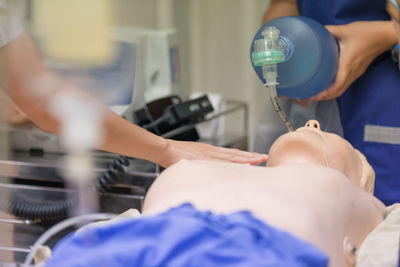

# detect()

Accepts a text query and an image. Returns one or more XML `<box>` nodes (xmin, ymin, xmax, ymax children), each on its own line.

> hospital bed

<box><xmin>26</xmin><ymin>203</ymin><xmax>400</xmax><ymax>266</ymax></box>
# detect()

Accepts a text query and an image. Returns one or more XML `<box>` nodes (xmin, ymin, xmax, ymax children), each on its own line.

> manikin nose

<box><xmin>305</xmin><ymin>120</ymin><xmax>320</xmax><ymax>130</ymax></box>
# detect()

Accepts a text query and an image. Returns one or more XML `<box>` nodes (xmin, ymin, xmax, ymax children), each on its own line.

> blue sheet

<box><xmin>44</xmin><ymin>204</ymin><xmax>328</xmax><ymax>267</ymax></box>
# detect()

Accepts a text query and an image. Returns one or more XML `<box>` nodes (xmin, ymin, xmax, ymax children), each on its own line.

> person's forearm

<box><xmin>13</xmin><ymin>73</ymin><xmax>168</xmax><ymax>163</ymax></box>
<box><xmin>263</xmin><ymin>0</ymin><xmax>299</xmax><ymax>23</ymax></box>
<box><xmin>101</xmin><ymin>111</ymin><xmax>168</xmax><ymax>165</ymax></box>
<box><xmin>13</xmin><ymin>84</ymin><xmax>167</xmax><ymax>163</ymax></box>
<box><xmin>14</xmin><ymin>81</ymin><xmax>168</xmax><ymax>164</ymax></box>
<box><xmin>3</xmin><ymin>33</ymin><xmax>61</xmax><ymax>133</ymax></box>
<box><xmin>4</xmin><ymin>34</ymin><xmax>169</xmax><ymax>163</ymax></box>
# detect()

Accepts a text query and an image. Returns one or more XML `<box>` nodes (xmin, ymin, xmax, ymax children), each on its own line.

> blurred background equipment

<box><xmin>0</xmin><ymin>0</ymin><xmax>266</xmax><ymax>265</ymax></box>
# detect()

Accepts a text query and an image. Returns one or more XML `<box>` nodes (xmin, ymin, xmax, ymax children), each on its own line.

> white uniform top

<box><xmin>0</xmin><ymin>0</ymin><xmax>23</xmax><ymax>47</ymax></box>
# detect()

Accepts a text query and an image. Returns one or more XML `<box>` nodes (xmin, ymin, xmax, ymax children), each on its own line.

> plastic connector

<box><xmin>251</xmin><ymin>27</ymin><xmax>285</xmax><ymax>66</ymax></box>
<box><xmin>251</xmin><ymin>26</ymin><xmax>285</xmax><ymax>87</ymax></box>
<box><xmin>263</xmin><ymin>65</ymin><xmax>278</xmax><ymax>87</ymax></box>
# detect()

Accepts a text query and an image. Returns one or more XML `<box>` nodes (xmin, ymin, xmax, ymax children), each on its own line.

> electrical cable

<box><xmin>7</xmin><ymin>155</ymin><xmax>130</xmax><ymax>221</ymax></box>
<box><xmin>7</xmin><ymin>111</ymin><xmax>176</xmax><ymax>221</ymax></box>
<box><xmin>141</xmin><ymin>112</ymin><xmax>175</xmax><ymax>131</ymax></box>
<box><xmin>24</xmin><ymin>213</ymin><xmax>115</xmax><ymax>267</ymax></box>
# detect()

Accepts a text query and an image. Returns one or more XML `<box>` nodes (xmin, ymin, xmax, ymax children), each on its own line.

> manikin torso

<box><xmin>143</xmin><ymin>161</ymin><xmax>385</xmax><ymax>267</ymax></box>
<box><xmin>142</xmin><ymin>121</ymin><xmax>386</xmax><ymax>267</ymax></box>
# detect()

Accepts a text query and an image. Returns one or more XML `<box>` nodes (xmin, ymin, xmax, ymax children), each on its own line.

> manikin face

<box><xmin>267</xmin><ymin>120</ymin><xmax>363</xmax><ymax>188</ymax></box>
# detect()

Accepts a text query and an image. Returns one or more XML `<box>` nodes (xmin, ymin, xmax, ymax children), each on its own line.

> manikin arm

<box><xmin>1</xmin><ymin>33</ymin><xmax>268</xmax><ymax>167</ymax></box>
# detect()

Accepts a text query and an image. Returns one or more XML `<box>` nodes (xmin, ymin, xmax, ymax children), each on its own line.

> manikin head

<box><xmin>267</xmin><ymin>120</ymin><xmax>375</xmax><ymax>193</ymax></box>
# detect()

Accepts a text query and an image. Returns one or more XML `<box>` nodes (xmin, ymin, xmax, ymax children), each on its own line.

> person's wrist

<box><xmin>150</xmin><ymin>137</ymin><xmax>170</xmax><ymax>167</ymax></box>
<box><xmin>379</xmin><ymin>21</ymin><xmax>398</xmax><ymax>51</ymax></box>
<box><xmin>360</xmin><ymin>21</ymin><xmax>398</xmax><ymax>63</ymax></box>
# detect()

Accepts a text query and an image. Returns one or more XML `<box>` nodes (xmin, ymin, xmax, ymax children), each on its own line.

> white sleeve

<box><xmin>0</xmin><ymin>0</ymin><xmax>24</xmax><ymax>47</ymax></box>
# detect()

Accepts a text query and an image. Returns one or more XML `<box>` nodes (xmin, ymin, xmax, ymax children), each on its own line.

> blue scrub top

<box><xmin>298</xmin><ymin>0</ymin><xmax>400</xmax><ymax>205</ymax></box>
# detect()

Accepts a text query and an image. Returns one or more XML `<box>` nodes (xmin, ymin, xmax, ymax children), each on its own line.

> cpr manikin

<box><xmin>143</xmin><ymin>120</ymin><xmax>384</xmax><ymax>267</ymax></box>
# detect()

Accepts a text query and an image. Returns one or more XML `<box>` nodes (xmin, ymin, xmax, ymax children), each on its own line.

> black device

<box><xmin>133</xmin><ymin>95</ymin><xmax>214</xmax><ymax>141</ymax></box>
<box><xmin>167</xmin><ymin>95</ymin><xmax>214</xmax><ymax>122</ymax></box>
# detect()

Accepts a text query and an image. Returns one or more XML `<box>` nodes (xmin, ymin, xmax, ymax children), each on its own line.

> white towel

<box><xmin>356</xmin><ymin>204</ymin><xmax>400</xmax><ymax>267</ymax></box>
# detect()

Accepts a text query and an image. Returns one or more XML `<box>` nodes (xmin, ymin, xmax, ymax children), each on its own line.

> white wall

<box><xmin>186</xmin><ymin>0</ymin><xmax>271</xmax><ymax>148</ymax></box>
<box><xmin>115</xmin><ymin>0</ymin><xmax>158</xmax><ymax>29</ymax></box>
<box><xmin>116</xmin><ymin>0</ymin><xmax>273</xmax><ymax>150</ymax></box>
